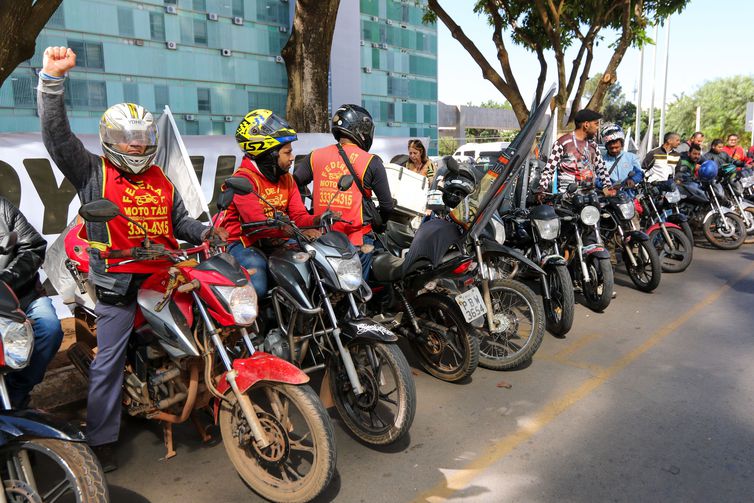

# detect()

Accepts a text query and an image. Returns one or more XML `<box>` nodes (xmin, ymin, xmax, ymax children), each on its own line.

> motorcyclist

<box><xmin>703</xmin><ymin>139</ymin><xmax>745</xmax><ymax>168</ymax></box>
<box><xmin>678</xmin><ymin>144</ymin><xmax>703</xmax><ymax>178</ymax></box>
<box><xmin>214</xmin><ymin>109</ymin><xmax>323</xmax><ymax>296</ymax></box>
<box><xmin>597</xmin><ymin>123</ymin><xmax>643</xmax><ymax>199</ymax></box>
<box><xmin>0</xmin><ymin>197</ymin><xmax>64</xmax><ymax>409</ymax></box>
<box><xmin>641</xmin><ymin>132</ymin><xmax>681</xmax><ymax>182</ymax></box>
<box><xmin>538</xmin><ymin>109</ymin><xmax>614</xmax><ymax>195</ymax></box>
<box><xmin>721</xmin><ymin>134</ymin><xmax>748</xmax><ymax>164</ymax></box>
<box><xmin>293</xmin><ymin>104</ymin><xmax>393</xmax><ymax>275</ymax></box>
<box><xmin>37</xmin><ymin>46</ymin><xmax>225</xmax><ymax>472</ymax></box>
<box><xmin>676</xmin><ymin>131</ymin><xmax>704</xmax><ymax>155</ymax></box>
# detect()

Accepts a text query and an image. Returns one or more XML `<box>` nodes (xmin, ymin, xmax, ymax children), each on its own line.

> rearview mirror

<box><xmin>79</xmin><ymin>199</ymin><xmax>120</xmax><ymax>222</ymax></box>
<box><xmin>225</xmin><ymin>176</ymin><xmax>254</xmax><ymax>195</ymax></box>
<box><xmin>566</xmin><ymin>183</ymin><xmax>578</xmax><ymax>194</ymax></box>
<box><xmin>338</xmin><ymin>175</ymin><xmax>354</xmax><ymax>191</ymax></box>
<box><xmin>0</xmin><ymin>231</ymin><xmax>18</xmax><ymax>255</ymax></box>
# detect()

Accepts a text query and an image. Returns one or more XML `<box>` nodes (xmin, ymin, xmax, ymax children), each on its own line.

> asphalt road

<box><xmin>100</xmin><ymin>244</ymin><xmax>754</xmax><ymax>503</ymax></box>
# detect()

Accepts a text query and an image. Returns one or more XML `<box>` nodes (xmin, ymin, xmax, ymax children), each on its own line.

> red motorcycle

<box><xmin>65</xmin><ymin>186</ymin><xmax>336</xmax><ymax>503</ymax></box>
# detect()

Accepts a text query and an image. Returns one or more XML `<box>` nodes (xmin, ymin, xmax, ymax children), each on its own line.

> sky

<box><xmin>436</xmin><ymin>0</ymin><xmax>753</xmax><ymax>109</ymax></box>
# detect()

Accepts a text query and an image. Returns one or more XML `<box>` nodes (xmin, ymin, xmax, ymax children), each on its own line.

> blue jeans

<box><xmin>6</xmin><ymin>296</ymin><xmax>64</xmax><ymax>408</ymax></box>
<box><xmin>228</xmin><ymin>242</ymin><xmax>269</xmax><ymax>296</ymax></box>
<box><xmin>360</xmin><ymin>235</ymin><xmax>375</xmax><ymax>280</ymax></box>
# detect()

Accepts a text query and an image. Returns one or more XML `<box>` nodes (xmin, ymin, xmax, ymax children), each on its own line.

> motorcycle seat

<box><xmin>371</xmin><ymin>253</ymin><xmax>406</xmax><ymax>282</ymax></box>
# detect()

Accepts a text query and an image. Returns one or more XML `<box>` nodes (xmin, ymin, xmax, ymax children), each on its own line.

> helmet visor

<box><xmin>100</xmin><ymin>126</ymin><xmax>157</xmax><ymax>148</ymax></box>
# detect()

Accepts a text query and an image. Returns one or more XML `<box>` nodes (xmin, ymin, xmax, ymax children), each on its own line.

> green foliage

<box><xmin>665</xmin><ymin>75</ymin><xmax>754</xmax><ymax>145</ymax></box>
<box><xmin>439</xmin><ymin>136</ymin><xmax>458</xmax><ymax>156</ymax></box>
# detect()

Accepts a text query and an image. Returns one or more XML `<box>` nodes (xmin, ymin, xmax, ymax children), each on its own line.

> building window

<box><xmin>247</xmin><ymin>91</ymin><xmax>286</xmax><ymax>116</ymax></box>
<box><xmin>164</xmin><ymin>0</ymin><xmax>177</xmax><ymax>4</ymax></box>
<box><xmin>155</xmin><ymin>85</ymin><xmax>169</xmax><ymax>112</ymax></box>
<box><xmin>232</xmin><ymin>0</ymin><xmax>244</xmax><ymax>18</ymax></box>
<box><xmin>123</xmin><ymin>83</ymin><xmax>139</xmax><ymax>104</ymax></box>
<box><xmin>197</xmin><ymin>88</ymin><xmax>211</xmax><ymax>112</ymax></box>
<box><xmin>150</xmin><ymin>12</ymin><xmax>166</xmax><ymax>41</ymax></box>
<box><xmin>193</xmin><ymin>19</ymin><xmax>208</xmax><ymax>45</ymax></box>
<box><xmin>67</xmin><ymin>40</ymin><xmax>104</xmax><ymax>70</ymax></box>
<box><xmin>185</xmin><ymin>120</ymin><xmax>199</xmax><ymax>135</ymax></box>
<box><xmin>12</xmin><ymin>76</ymin><xmax>36</xmax><ymax>107</ymax></box>
<box><xmin>193</xmin><ymin>0</ymin><xmax>206</xmax><ymax>11</ymax></box>
<box><xmin>64</xmin><ymin>80</ymin><xmax>107</xmax><ymax>109</ymax></box>
<box><xmin>211</xmin><ymin>121</ymin><xmax>226</xmax><ymax>135</ymax></box>
<box><xmin>47</xmin><ymin>4</ymin><xmax>65</xmax><ymax>28</ymax></box>
<box><xmin>118</xmin><ymin>7</ymin><xmax>134</xmax><ymax>37</ymax></box>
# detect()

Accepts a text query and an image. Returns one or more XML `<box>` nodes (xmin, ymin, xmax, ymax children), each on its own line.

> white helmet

<box><xmin>99</xmin><ymin>103</ymin><xmax>158</xmax><ymax>174</ymax></box>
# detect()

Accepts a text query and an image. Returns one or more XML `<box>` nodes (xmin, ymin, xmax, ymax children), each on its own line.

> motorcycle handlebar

<box><xmin>240</xmin><ymin>219</ymin><xmax>278</xmax><ymax>230</ymax></box>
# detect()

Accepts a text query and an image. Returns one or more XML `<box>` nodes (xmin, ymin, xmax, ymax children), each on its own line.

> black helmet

<box><xmin>442</xmin><ymin>160</ymin><xmax>476</xmax><ymax>209</ymax></box>
<box><xmin>332</xmin><ymin>104</ymin><xmax>375</xmax><ymax>151</ymax></box>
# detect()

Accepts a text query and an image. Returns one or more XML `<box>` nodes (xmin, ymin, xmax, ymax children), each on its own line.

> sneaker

<box><xmin>91</xmin><ymin>443</ymin><xmax>117</xmax><ymax>473</ymax></box>
<box><xmin>611</xmin><ymin>291</ymin><xmax>617</xmax><ymax>299</ymax></box>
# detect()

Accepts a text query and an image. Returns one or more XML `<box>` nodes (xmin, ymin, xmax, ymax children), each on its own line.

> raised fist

<box><xmin>42</xmin><ymin>46</ymin><xmax>77</xmax><ymax>78</ymax></box>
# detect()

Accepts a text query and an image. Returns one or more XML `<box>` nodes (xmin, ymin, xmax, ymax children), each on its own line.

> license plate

<box><xmin>455</xmin><ymin>287</ymin><xmax>487</xmax><ymax>323</ymax></box>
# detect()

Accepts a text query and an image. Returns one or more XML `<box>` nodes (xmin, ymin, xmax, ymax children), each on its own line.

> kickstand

<box><xmin>191</xmin><ymin>412</ymin><xmax>213</xmax><ymax>443</ymax></box>
<box><xmin>162</xmin><ymin>422</ymin><xmax>177</xmax><ymax>460</ymax></box>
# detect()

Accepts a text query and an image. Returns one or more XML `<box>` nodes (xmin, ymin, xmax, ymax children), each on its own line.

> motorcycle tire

<box><xmin>329</xmin><ymin>341</ymin><xmax>415</xmax><ymax>446</ymax></box>
<box><xmin>581</xmin><ymin>256</ymin><xmax>614</xmax><ymax>312</ymax></box>
<box><xmin>0</xmin><ymin>439</ymin><xmax>108</xmax><ymax>502</ymax></box>
<box><xmin>680</xmin><ymin>221</ymin><xmax>695</xmax><ymax>248</ymax></box>
<box><xmin>649</xmin><ymin>226</ymin><xmax>693</xmax><ymax>273</ymax></box>
<box><xmin>623</xmin><ymin>239</ymin><xmax>662</xmax><ymax>292</ymax></box>
<box><xmin>543</xmin><ymin>264</ymin><xmax>575</xmax><ymax>337</ymax></box>
<box><xmin>474</xmin><ymin>279</ymin><xmax>546</xmax><ymax>370</ymax></box>
<box><xmin>219</xmin><ymin>382</ymin><xmax>336</xmax><ymax>503</ymax></box>
<box><xmin>742</xmin><ymin>207</ymin><xmax>754</xmax><ymax>244</ymax></box>
<box><xmin>703</xmin><ymin>212</ymin><xmax>746</xmax><ymax>250</ymax></box>
<box><xmin>409</xmin><ymin>293</ymin><xmax>480</xmax><ymax>382</ymax></box>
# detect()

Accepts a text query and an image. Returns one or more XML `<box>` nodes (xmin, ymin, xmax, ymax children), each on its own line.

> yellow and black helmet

<box><xmin>235</xmin><ymin>109</ymin><xmax>297</xmax><ymax>158</ymax></box>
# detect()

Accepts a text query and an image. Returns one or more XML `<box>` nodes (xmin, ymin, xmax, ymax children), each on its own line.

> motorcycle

<box><xmin>0</xmin><ymin>232</ymin><xmax>108</xmax><ymax>503</ymax></box>
<box><xmin>636</xmin><ymin>179</ymin><xmax>694</xmax><ymax>272</ymax></box>
<box><xmin>552</xmin><ymin>183</ymin><xmax>614</xmax><ymax>312</ymax></box>
<box><xmin>65</xmin><ymin>184</ymin><xmax>336</xmax><ymax>503</ymax></box>
<box><xmin>599</xmin><ymin>192</ymin><xmax>662</xmax><ymax>292</ymax></box>
<box><xmin>241</xmin><ymin>176</ymin><xmax>416</xmax><ymax>447</ymax></box>
<box><xmin>717</xmin><ymin>164</ymin><xmax>754</xmax><ymax>244</ymax></box>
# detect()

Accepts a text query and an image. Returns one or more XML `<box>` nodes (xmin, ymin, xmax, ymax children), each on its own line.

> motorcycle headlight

<box><xmin>580</xmin><ymin>205</ymin><xmax>600</xmax><ymax>226</ymax></box>
<box><xmin>491</xmin><ymin>218</ymin><xmax>506</xmax><ymax>243</ymax></box>
<box><xmin>617</xmin><ymin>202</ymin><xmax>635</xmax><ymax>220</ymax></box>
<box><xmin>665</xmin><ymin>189</ymin><xmax>681</xmax><ymax>204</ymax></box>
<box><xmin>215</xmin><ymin>285</ymin><xmax>258</xmax><ymax>326</ymax></box>
<box><xmin>533</xmin><ymin>218</ymin><xmax>560</xmax><ymax>240</ymax></box>
<box><xmin>327</xmin><ymin>256</ymin><xmax>362</xmax><ymax>292</ymax></box>
<box><xmin>0</xmin><ymin>318</ymin><xmax>34</xmax><ymax>370</ymax></box>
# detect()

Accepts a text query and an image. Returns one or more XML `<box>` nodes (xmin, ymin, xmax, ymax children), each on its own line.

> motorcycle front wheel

<box><xmin>740</xmin><ymin>207</ymin><xmax>754</xmax><ymax>244</ymax></box>
<box><xmin>218</xmin><ymin>383</ymin><xmax>336</xmax><ymax>503</ymax></box>
<box><xmin>409</xmin><ymin>292</ymin><xmax>480</xmax><ymax>382</ymax></box>
<box><xmin>543</xmin><ymin>264</ymin><xmax>575</xmax><ymax>337</ymax></box>
<box><xmin>649</xmin><ymin>226</ymin><xmax>693</xmax><ymax>272</ymax></box>
<box><xmin>580</xmin><ymin>256</ymin><xmax>614</xmax><ymax>312</ymax></box>
<box><xmin>329</xmin><ymin>341</ymin><xmax>415</xmax><ymax>446</ymax></box>
<box><xmin>703</xmin><ymin>212</ymin><xmax>746</xmax><ymax>249</ymax></box>
<box><xmin>0</xmin><ymin>439</ymin><xmax>108</xmax><ymax>502</ymax></box>
<box><xmin>623</xmin><ymin>239</ymin><xmax>662</xmax><ymax>292</ymax></box>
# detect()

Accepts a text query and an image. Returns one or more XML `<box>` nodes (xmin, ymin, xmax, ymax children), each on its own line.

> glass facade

<box><xmin>0</xmin><ymin>0</ymin><xmax>437</xmax><ymax>148</ymax></box>
<box><xmin>359</xmin><ymin>0</ymin><xmax>438</xmax><ymax>153</ymax></box>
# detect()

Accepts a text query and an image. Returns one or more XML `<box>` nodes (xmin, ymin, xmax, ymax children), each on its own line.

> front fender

<box><xmin>541</xmin><ymin>254</ymin><xmax>566</xmax><ymax>267</ymax></box>
<box><xmin>624</xmin><ymin>230</ymin><xmax>650</xmax><ymax>244</ymax></box>
<box><xmin>582</xmin><ymin>244</ymin><xmax>610</xmax><ymax>259</ymax></box>
<box><xmin>0</xmin><ymin>410</ymin><xmax>86</xmax><ymax>446</ymax></box>
<box><xmin>340</xmin><ymin>317</ymin><xmax>398</xmax><ymax>344</ymax></box>
<box><xmin>647</xmin><ymin>222</ymin><xmax>682</xmax><ymax>235</ymax></box>
<box><xmin>481</xmin><ymin>238</ymin><xmax>545</xmax><ymax>275</ymax></box>
<box><xmin>703</xmin><ymin>207</ymin><xmax>735</xmax><ymax>223</ymax></box>
<box><xmin>666</xmin><ymin>213</ymin><xmax>688</xmax><ymax>225</ymax></box>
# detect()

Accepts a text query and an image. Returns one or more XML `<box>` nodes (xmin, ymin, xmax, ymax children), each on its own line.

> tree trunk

<box><xmin>282</xmin><ymin>0</ymin><xmax>340</xmax><ymax>133</ymax></box>
<box><xmin>0</xmin><ymin>1</ymin><xmax>62</xmax><ymax>86</ymax></box>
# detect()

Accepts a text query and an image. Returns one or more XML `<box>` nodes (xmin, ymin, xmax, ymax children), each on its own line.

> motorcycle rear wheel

<box><xmin>329</xmin><ymin>342</ymin><xmax>415</xmax><ymax>446</ymax></box>
<box><xmin>741</xmin><ymin>207</ymin><xmax>754</xmax><ymax>244</ymax></box>
<box><xmin>623</xmin><ymin>240</ymin><xmax>662</xmax><ymax>292</ymax></box>
<box><xmin>543</xmin><ymin>265</ymin><xmax>575</xmax><ymax>337</ymax></box>
<box><xmin>409</xmin><ymin>293</ymin><xmax>480</xmax><ymax>381</ymax></box>
<box><xmin>0</xmin><ymin>439</ymin><xmax>108</xmax><ymax>503</ymax></box>
<box><xmin>218</xmin><ymin>383</ymin><xmax>336</xmax><ymax>503</ymax></box>
<box><xmin>649</xmin><ymin>227</ymin><xmax>693</xmax><ymax>272</ymax></box>
<box><xmin>581</xmin><ymin>257</ymin><xmax>613</xmax><ymax>312</ymax></box>
<box><xmin>703</xmin><ymin>212</ymin><xmax>746</xmax><ymax>249</ymax></box>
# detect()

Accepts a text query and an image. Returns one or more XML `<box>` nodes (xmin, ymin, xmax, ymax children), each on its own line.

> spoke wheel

<box><xmin>543</xmin><ymin>265</ymin><xmax>575</xmax><ymax>337</ymax></box>
<box><xmin>649</xmin><ymin>227</ymin><xmax>693</xmax><ymax>272</ymax></box>
<box><xmin>703</xmin><ymin>212</ymin><xmax>746</xmax><ymax>249</ymax></box>
<box><xmin>580</xmin><ymin>257</ymin><xmax>613</xmax><ymax>312</ymax></box>
<box><xmin>623</xmin><ymin>240</ymin><xmax>661</xmax><ymax>292</ymax></box>
<box><xmin>219</xmin><ymin>383</ymin><xmax>336</xmax><ymax>503</ymax></box>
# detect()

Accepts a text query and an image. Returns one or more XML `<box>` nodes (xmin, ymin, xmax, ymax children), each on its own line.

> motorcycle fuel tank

<box><xmin>137</xmin><ymin>289</ymin><xmax>200</xmax><ymax>358</ymax></box>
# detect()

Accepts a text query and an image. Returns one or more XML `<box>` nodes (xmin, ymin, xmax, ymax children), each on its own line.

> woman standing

<box><xmin>405</xmin><ymin>139</ymin><xmax>435</xmax><ymax>181</ymax></box>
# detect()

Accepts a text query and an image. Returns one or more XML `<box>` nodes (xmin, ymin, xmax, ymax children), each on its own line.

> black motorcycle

<box><xmin>242</xmin><ymin>176</ymin><xmax>416</xmax><ymax>447</ymax></box>
<box><xmin>599</xmin><ymin>192</ymin><xmax>662</xmax><ymax>292</ymax></box>
<box><xmin>677</xmin><ymin>175</ymin><xmax>746</xmax><ymax>250</ymax></box>
<box><xmin>0</xmin><ymin>232</ymin><xmax>108</xmax><ymax>503</ymax></box>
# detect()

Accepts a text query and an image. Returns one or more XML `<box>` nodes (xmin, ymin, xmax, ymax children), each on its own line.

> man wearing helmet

<box><xmin>598</xmin><ymin>123</ymin><xmax>643</xmax><ymax>198</ymax></box>
<box><xmin>37</xmin><ymin>46</ymin><xmax>223</xmax><ymax>471</ymax></box>
<box><xmin>214</xmin><ymin>109</ymin><xmax>323</xmax><ymax>295</ymax></box>
<box><xmin>538</xmin><ymin>109</ymin><xmax>615</xmax><ymax>195</ymax></box>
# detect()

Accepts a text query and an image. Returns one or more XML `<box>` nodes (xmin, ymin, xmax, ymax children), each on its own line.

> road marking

<box><xmin>551</xmin><ymin>331</ymin><xmax>605</xmax><ymax>358</ymax></box>
<box><xmin>413</xmin><ymin>260</ymin><xmax>754</xmax><ymax>503</ymax></box>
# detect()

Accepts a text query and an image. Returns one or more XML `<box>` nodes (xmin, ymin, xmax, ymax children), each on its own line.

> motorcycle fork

<box><xmin>533</xmin><ymin>242</ymin><xmax>551</xmax><ymax>299</ymax></box>
<box><xmin>0</xmin><ymin>377</ymin><xmax>36</xmax><ymax>500</ymax></box>
<box><xmin>648</xmin><ymin>195</ymin><xmax>677</xmax><ymax>250</ymax></box>
<box><xmin>575</xmin><ymin>229</ymin><xmax>591</xmax><ymax>283</ymax></box>
<box><xmin>618</xmin><ymin>225</ymin><xmax>638</xmax><ymax>267</ymax></box>
<box><xmin>708</xmin><ymin>186</ymin><xmax>731</xmax><ymax>231</ymax></box>
<box><xmin>309</xmin><ymin>265</ymin><xmax>365</xmax><ymax>396</ymax></box>
<box><xmin>728</xmin><ymin>184</ymin><xmax>752</xmax><ymax>226</ymax></box>
<box><xmin>191</xmin><ymin>292</ymin><xmax>271</xmax><ymax>449</ymax></box>
<box><xmin>474</xmin><ymin>240</ymin><xmax>497</xmax><ymax>332</ymax></box>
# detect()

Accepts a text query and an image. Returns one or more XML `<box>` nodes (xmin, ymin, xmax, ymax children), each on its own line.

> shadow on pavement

<box><xmin>109</xmin><ymin>485</ymin><xmax>152</xmax><ymax>503</ymax></box>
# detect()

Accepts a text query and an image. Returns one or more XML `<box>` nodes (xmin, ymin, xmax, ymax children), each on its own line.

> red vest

<box><xmin>93</xmin><ymin>158</ymin><xmax>178</xmax><ymax>273</ymax></box>
<box><xmin>311</xmin><ymin>144</ymin><xmax>372</xmax><ymax>245</ymax></box>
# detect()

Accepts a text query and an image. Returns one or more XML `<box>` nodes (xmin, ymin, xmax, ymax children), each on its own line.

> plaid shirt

<box><xmin>539</xmin><ymin>133</ymin><xmax>611</xmax><ymax>193</ymax></box>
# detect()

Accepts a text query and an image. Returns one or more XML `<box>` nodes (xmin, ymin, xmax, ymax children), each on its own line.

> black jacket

<box><xmin>0</xmin><ymin>197</ymin><xmax>47</xmax><ymax>310</ymax></box>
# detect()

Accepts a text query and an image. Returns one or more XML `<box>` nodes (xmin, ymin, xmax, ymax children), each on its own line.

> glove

<box><xmin>371</xmin><ymin>221</ymin><xmax>387</xmax><ymax>234</ymax></box>
<box><xmin>602</xmin><ymin>187</ymin><xmax>617</xmax><ymax>197</ymax></box>
<box><xmin>623</xmin><ymin>179</ymin><xmax>636</xmax><ymax>189</ymax></box>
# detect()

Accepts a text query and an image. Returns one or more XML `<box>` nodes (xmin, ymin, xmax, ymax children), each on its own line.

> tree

<box><xmin>439</xmin><ymin>136</ymin><xmax>458</xmax><ymax>156</ymax></box>
<box><xmin>281</xmin><ymin>0</ymin><xmax>340</xmax><ymax>133</ymax></box>
<box><xmin>666</xmin><ymin>76</ymin><xmax>754</xmax><ymax>145</ymax></box>
<box><xmin>0</xmin><ymin>1</ymin><xmax>63</xmax><ymax>87</ymax></box>
<box><xmin>583</xmin><ymin>72</ymin><xmax>635</xmax><ymax>130</ymax></box>
<box><xmin>425</xmin><ymin>0</ymin><xmax>689</xmax><ymax>127</ymax></box>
